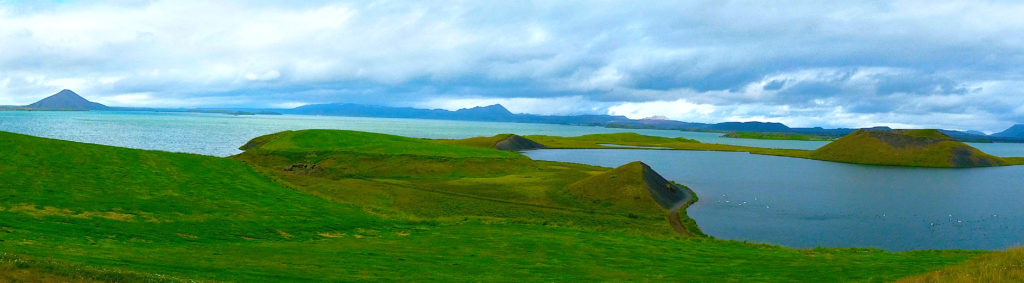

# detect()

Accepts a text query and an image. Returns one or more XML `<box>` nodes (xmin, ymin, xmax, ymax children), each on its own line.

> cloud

<box><xmin>1</xmin><ymin>1</ymin><xmax>1024</xmax><ymax>132</ymax></box>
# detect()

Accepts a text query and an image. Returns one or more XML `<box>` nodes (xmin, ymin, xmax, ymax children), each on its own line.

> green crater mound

<box><xmin>437</xmin><ymin>133</ymin><xmax>546</xmax><ymax>151</ymax></box>
<box><xmin>811</xmin><ymin>129</ymin><xmax>1006</xmax><ymax>168</ymax></box>
<box><xmin>568</xmin><ymin>161</ymin><xmax>690</xmax><ymax>215</ymax></box>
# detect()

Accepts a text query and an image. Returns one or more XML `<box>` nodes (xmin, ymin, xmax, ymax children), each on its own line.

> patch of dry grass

<box><xmin>897</xmin><ymin>247</ymin><xmax>1024</xmax><ymax>283</ymax></box>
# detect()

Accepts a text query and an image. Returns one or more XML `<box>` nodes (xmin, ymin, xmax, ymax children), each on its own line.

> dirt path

<box><xmin>667</xmin><ymin>185</ymin><xmax>696</xmax><ymax>236</ymax></box>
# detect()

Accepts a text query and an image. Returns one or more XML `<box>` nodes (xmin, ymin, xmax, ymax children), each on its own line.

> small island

<box><xmin>810</xmin><ymin>129</ymin><xmax>1007</xmax><ymax>167</ymax></box>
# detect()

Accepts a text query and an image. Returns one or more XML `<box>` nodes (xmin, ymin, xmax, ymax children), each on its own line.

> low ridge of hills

<box><xmin>285</xmin><ymin>102</ymin><xmax>1024</xmax><ymax>143</ymax></box>
<box><xmin>810</xmin><ymin>129</ymin><xmax>1006</xmax><ymax>168</ymax></box>
<box><xmin>10</xmin><ymin>89</ymin><xmax>1024</xmax><ymax>143</ymax></box>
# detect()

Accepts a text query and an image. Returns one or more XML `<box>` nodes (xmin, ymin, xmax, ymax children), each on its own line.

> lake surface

<box><xmin>0</xmin><ymin>111</ymin><xmax>697</xmax><ymax>156</ymax></box>
<box><xmin>525</xmin><ymin>149</ymin><xmax>1024</xmax><ymax>251</ymax></box>
<box><xmin>4</xmin><ymin>111</ymin><xmax>1023</xmax><ymax>156</ymax></box>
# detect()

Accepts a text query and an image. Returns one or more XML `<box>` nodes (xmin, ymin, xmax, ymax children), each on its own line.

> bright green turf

<box><xmin>0</xmin><ymin>130</ymin><xmax>987</xmax><ymax>281</ymax></box>
<box><xmin>241</xmin><ymin>129</ymin><xmax>520</xmax><ymax>159</ymax></box>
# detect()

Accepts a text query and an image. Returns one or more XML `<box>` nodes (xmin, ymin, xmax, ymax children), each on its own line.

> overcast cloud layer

<box><xmin>2</xmin><ymin>0</ymin><xmax>1024</xmax><ymax>132</ymax></box>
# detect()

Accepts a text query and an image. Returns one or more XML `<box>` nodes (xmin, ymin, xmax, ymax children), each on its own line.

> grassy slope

<box><xmin>724</xmin><ymin>131</ymin><xmax>833</xmax><ymax>141</ymax></box>
<box><xmin>567</xmin><ymin>161</ymin><xmax>677</xmax><ymax>215</ymax></box>
<box><xmin>896</xmin><ymin>247</ymin><xmax>1024</xmax><ymax>282</ymax></box>
<box><xmin>0</xmin><ymin>130</ymin><xmax>985</xmax><ymax>281</ymax></box>
<box><xmin>243</xmin><ymin>129</ymin><xmax>520</xmax><ymax>159</ymax></box>
<box><xmin>811</xmin><ymin>129</ymin><xmax>1007</xmax><ymax>168</ymax></box>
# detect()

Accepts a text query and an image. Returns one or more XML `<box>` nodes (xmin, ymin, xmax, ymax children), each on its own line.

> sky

<box><xmin>2</xmin><ymin>1</ymin><xmax>1024</xmax><ymax>132</ymax></box>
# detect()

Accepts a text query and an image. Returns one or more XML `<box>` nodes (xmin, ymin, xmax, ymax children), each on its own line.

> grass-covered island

<box><xmin>810</xmin><ymin>129</ymin><xmax>1008</xmax><ymax>167</ymax></box>
<box><xmin>1</xmin><ymin>129</ymin><xmax>1019</xmax><ymax>281</ymax></box>
<box><xmin>723</xmin><ymin>131</ymin><xmax>834</xmax><ymax>141</ymax></box>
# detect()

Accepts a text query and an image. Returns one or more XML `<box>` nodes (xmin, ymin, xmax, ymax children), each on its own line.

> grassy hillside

<box><xmin>437</xmin><ymin>134</ymin><xmax>546</xmax><ymax>151</ymax></box>
<box><xmin>568</xmin><ymin>161</ymin><xmax>686</xmax><ymax>215</ymax></box>
<box><xmin>811</xmin><ymin>129</ymin><xmax>1006</xmax><ymax>167</ymax></box>
<box><xmin>241</xmin><ymin>129</ymin><xmax>520</xmax><ymax>158</ymax></box>
<box><xmin>0</xmin><ymin>130</ymin><xmax>990</xmax><ymax>281</ymax></box>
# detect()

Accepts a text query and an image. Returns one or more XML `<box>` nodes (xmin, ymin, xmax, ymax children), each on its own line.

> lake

<box><xmin>525</xmin><ymin>149</ymin><xmax>1024</xmax><ymax>251</ymax></box>
<box><xmin>0</xmin><ymin>111</ymin><xmax>699</xmax><ymax>156</ymax></box>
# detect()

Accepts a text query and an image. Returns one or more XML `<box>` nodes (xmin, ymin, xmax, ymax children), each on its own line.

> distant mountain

<box><xmin>26</xmin><ymin>89</ymin><xmax>108</xmax><ymax>110</ymax></box>
<box><xmin>810</xmin><ymin>129</ymin><xmax>1005</xmax><ymax>168</ymax></box>
<box><xmin>993</xmin><ymin>124</ymin><xmax>1024</xmax><ymax>138</ymax></box>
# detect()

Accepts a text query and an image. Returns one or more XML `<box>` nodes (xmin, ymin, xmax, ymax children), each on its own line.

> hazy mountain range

<box><xmin>7</xmin><ymin>89</ymin><xmax>1024</xmax><ymax>142</ymax></box>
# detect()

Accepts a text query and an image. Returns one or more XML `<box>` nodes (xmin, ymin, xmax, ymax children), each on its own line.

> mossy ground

<box><xmin>0</xmin><ymin>130</ymin><xmax>992</xmax><ymax>281</ymax></box>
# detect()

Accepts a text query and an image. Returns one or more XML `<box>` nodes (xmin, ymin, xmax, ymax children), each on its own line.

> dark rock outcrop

<box><xmin>494</xmin><ymin>135</ymin><xmax>546</xmax><ymax>151</ymax></box>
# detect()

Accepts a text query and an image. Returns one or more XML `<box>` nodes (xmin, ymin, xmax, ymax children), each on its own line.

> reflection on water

<box><xmin>526</xmin><ymin>149</ymin><xmax>1024</xmax><ymax>251</ymax></box>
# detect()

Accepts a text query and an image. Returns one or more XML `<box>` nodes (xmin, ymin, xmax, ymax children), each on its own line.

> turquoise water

<box><xmin>4</xmin><ymin>111</ymin><xmax>1021</xmax><ymax>156</ymax></box>
<box><xmin>525</xmin><ymin>149</ymin><xmax>1024</xmax><ymax>251</ymax></box>
<box><xmin>0</xmin><ymin>111</ymin><xmax>697</xmax><ymax>156</ymax></box>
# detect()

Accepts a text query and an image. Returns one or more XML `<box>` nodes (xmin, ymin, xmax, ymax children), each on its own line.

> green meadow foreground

<box><xmin>0</xmin><ymin>129</ymin><xmax>1016</xmax><ymax>281</ymax></box>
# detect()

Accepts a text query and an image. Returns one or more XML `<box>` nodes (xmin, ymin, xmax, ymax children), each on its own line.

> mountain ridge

<box><xmin>286</xmin><ymin>101</ymin><xmax>1020</xmax><ymax>142</ymax></box>
<box><xmin>993</xmin><ymin>124</ymin><xmax>1024</xmax><ymax>138</ymax></box>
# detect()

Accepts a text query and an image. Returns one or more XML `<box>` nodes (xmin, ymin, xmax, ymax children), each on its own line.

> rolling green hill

<box><xmin>0</xmin><ymin>130</ymin><xmax>989</xmax><ymax>281</ymax></box>
<box><xmin>810</xmin><ymin>129</ymin><xmax>1007</xmax><ymax>167</ymax></box>
<box><xmin>437</xmin><ymin>134</ymin><xmax>546</xmax><ymax>151</ymax></box>
<box><xmin>568</xmin><ymin>161</ymin><xmax>687</xmax><ymax>215</ymax></box>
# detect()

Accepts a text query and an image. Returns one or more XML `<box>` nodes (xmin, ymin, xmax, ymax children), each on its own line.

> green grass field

<box><xmin>0</xmin><ymin>130</ymin><xmax>995</xmax><ymax>281</ymax></box>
